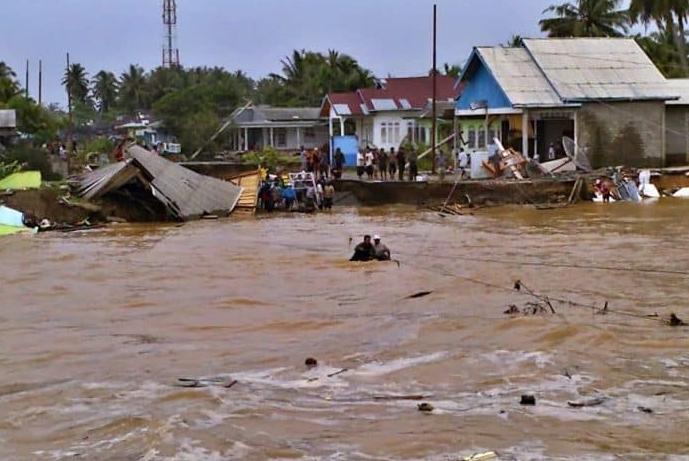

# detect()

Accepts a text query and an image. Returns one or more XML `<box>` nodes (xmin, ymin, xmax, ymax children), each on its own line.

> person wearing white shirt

<box><xmin>356</xmin><ymin>150</ymin><xmax>365</xmax><ymax>180</ymax></box>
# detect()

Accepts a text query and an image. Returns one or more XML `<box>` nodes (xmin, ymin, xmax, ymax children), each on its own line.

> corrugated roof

<box><xmin>476</xmin><ymin>47</ymin><xmax>563</xmax><ymax>107</ymax></box>
<box><xmin>523</xmin><ymin>38</ymin><xmax>677</xmax><ymax>102</ymax></box>
<box><xmin>666</xmin><ymin>79</ymin><xmax>689</xmax><ymax>105</ymax></box>
<box><xmin>0</xmin><ymin>109</ymin><xmax>17</xmax><ymax>129</ymax></box>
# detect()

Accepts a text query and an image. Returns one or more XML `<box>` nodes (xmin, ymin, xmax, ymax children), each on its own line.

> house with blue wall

<box><xmin>455</xmin><ymin>38</ymin><xmax>678</xmax><ymax>168</ymax></box>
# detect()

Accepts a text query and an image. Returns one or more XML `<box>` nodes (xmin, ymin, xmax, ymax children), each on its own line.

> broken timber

<box><xmin>75</xmin><ymin>145</ymin><xmax>243</xmax><ymax>221</ymax></box>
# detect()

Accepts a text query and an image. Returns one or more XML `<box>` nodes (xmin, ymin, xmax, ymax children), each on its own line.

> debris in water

<box><xmin>374</xmin><ymin>394</ymin><xmax>425</xmax><ymax>401</ymax></box>
<box><xmin>463</xmin><ymin>452</ymin><xmax>498</xmax><ymax>461</ymax></box>
<box><xmin>504</xmin><ymin>304</ymin><xmax>520</xmax><ymax>315</ymax></box>
<box><xmin>417</xmin><ymin>402</ymin><xmax>434</xmax><ymax>412</ymax></box>
<box><xmin>638</xmin><ymin>406</ymin><xmax>654</xmax><ymax>414</ymax></box>
<box><xmin>327</xmin><ymin>368</ymin><xmax>348</xmax><ymax>378</ymax></box>
<box><xmin>305</xmin><ymin>357</ymin><xmax>318</xmax><ymax>368</ymax></box>
<box><xmin>174</xmin><ymin>377</ymin><xmax>237</xmax><ymax>388</ymax></box>
<box><xmin>520</xmin><ymin>394</ymin><xmax>536</xmax><ymax>405</ymax></box>
<box><xmin>668</xmin><ymin>313</ymin><xmax>686</xmax><ymax>326</ymax></box>
<box><xmin>513</xmin><ymin>280</ymin><xmax>522</xmax><ymax>291</ymax></box>
<box><xmin>406</xmin><ymin>291</ymin><xmax>433</xmax><ymax>299</ymax></box>
<box><xmin>567</xmin><ymin>396</ymin><xmax>606</xmax><ymax>408</ymax></box>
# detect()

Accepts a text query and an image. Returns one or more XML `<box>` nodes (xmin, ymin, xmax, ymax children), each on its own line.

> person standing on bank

<box><xmin>333</xmin><ymin>148</ymin><xmax>346</xmax><ymax>179</ymax></box>
<box><xmin>378</xmin><ymin>148</ymin><xmax>388</xmax><ymax>181</ymax></box>
<box><xmin>396</xmin><ymin>147</ymin><xmax>406</xmax><ymax>181</ymax></box>
<box><xmin>365</xmin><ymin>148</ymin><xmax>375</xmax><ymax>180</ymax></box>
<box><xmin>388</xmin><ymin>147</ymin><xmax>397</xmax><ymax>180</ymax></box>
<box><xmin>356</xmin><ymin>149</ymin><xmax>365</xmax><ymax>180</ymax></box>
<box><xmin>408</xmin><ymin>148</ymin><xmax>418</xmax><ymax>181</ymax></box>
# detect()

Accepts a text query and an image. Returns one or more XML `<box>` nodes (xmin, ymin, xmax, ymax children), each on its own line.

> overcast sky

<box><xmin>1</xmin><ymin>0</ymin><xmax>564</xmax><ymax>106</ymax></box>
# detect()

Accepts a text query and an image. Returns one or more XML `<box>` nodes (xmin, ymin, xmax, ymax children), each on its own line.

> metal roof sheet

<box><xmin>666</xmin><ymin>79</ymin><xmax>689</xmax><ymax>105</ymax></box>
<box><xmin>332</xmin><ymin>104</ymin><xmax>352</xmax><ymax>116</ymax></box>
<box><xmin>523</xmin><ymin>38</ymin><xmax>678</xmax><ymax>101</ymax></box>
<box><xmin>371</xmin><ymin>98</ymin><xmax>398</xmax><ymax>111</ymax></box>
<box><xmin>476</xmin><ymin>47</ymin><xmax>563</xmax><ymax>107</ymax></box>
<box><xmin>0</xmin><ymin>109</ymin><xmax>17</xmax><ymax>128</ymax></box>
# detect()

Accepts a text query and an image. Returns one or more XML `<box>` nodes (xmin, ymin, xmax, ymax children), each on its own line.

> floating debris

<box><xmin>567</xmin><ymin>396</ymin><xmax>606</xmax><ymax>408</ymax></box>
<box><xmin>462</xmin><ymin>452</ymin><xmax>498</xmax><ymax>461</ymax></box>
<box><xmin>405</xmin><ymin>291</ymin><xmax>433</xmax><ymax>299</ymax></box>
<box><xmin>520</xmin><ymin>395</ymin><xmax>536</xmax><ymax>406</ymax></box>
<box><xmin>305</xmin><ymin>357</ymin><xmax>318</xmax><ymax>368</ymax></box>
<box><xmin>668</xmin><ymin>313</ymin><xmax>686</xmax><ymax>327</ymax></box>
<box><xmin>417</xmin><ymin>402</ymin><xmax>434</xmax><ymax>412</ymax></box>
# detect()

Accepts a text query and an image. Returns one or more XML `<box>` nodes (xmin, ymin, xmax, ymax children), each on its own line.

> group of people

<box><xmin>355</xmin><ymin>146</ymin><xmax>419</xmax><ymax>182</ymax></box>
<box><xmin>350</xmin><ymin>234</ymin><xmax>391</xmax><ymax>262</ymax></box>
<box><xmin>259</xmin><ymin>173</ymin><xmax>335</xmax><ymax>213</ymax></box>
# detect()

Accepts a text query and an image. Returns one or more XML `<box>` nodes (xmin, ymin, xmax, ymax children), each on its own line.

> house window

<box><xmin>477</xmin><ymin>128</ymin><xmax>486</xmax><ymax>149</ymax></box>
<box><xmin>467</xmin><ymin>128</ymin><xmax>476</xmax><ymax>149</ymax></box>
<box><xmin>275</xmin><ymin>128</ymin><xmax>287</xmax><ymax>147</ymax></box>
<box><xmin>488</xmin><ymin>129</ymin><xmax>497</xmax><ymax>145</ymax></box>
<box><xmin>380</xmin><ymin>124</ymin><xmax>387</xmax><ymax>144</ymax></box>
<box><xmin>407</xmin><ymin>121</ymin><xmax>414</xmax><ymax>142</ymax></box>
<box><xmin>304</xmin><ymin>127</ymin><xmax>315</xmax><ymax>139</ymax></box>
<box><xmin>393</xmin><ymin>122</ymin><xmax>400</xmax><ymax>144</ymax></box>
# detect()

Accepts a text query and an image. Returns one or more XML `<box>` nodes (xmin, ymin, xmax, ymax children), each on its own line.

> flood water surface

<box><xmin>2</xmin><ymin>202</ymin><xmax>689</xmax><ymax>460</ymax></box>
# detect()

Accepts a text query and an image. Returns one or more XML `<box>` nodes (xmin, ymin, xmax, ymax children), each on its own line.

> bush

<box><xmin>0</xmin><ymin>160</ymin><xmax>21</xmax><ymax>180</ymax></box>
<box><xmin>243</xmin><ymin>146</ymin><xmax>300</xmax><ymax>170</ymax></box>
<box><xmin>2</xmin><ymin>143</ymin><xmax>60</xmax><ymax>180</ymax></box>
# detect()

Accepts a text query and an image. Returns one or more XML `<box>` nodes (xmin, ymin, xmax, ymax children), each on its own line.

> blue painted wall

<box><xmin>332</xmin><ymin>135</ymin><xmax>359</xmax><ymax>166</ymax></box>
<box><xmin>456</xmin><ymin>57</ymin><xmax>512</xmax><ymax>111</ymax></box>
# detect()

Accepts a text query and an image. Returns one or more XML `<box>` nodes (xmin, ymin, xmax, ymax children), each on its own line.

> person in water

<box><xmin>350</xmin><ymin>235</ymin><xmax>375</xmax><ymax>261</ymax></box>
<box><xmin>372</xmin><ymin>235</ymin><xmax>391</xmax><ymax>261</ymax></box>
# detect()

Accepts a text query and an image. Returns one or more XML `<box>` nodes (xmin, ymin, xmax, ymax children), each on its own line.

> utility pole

<box><xmin>431</xmin><ymin>4</ymin><xmax>437</xmax><ymax>174</ymax></box>
<box><xmin>38</xmin><ymin>60</ymin><xmax>42</xmax><ymax>106</ymax></box>
<box><xmin>25</xmin><ymin>59</ymin><xmax>29</xmax><ymax>99</ymax></box>
<box><xmin>66</xmin><ymin>52</ymin><xmax>73</xmax><ymax>173</ymax></box>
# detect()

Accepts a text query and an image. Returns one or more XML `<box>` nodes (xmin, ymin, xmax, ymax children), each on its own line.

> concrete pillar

<box><xmin>522</xmin><ymin>110</ymin><xmax>529</xmax><ymax>157</ymax></box>
<box><xmin>339</xmin><ymin>117</ymin><xmax>345</xmax><ymax>136</ymax></box>
<box><xmin>244</xmin><ymin>127</ymin><xmax>249</xmax><ymax>151</ymax></box>
<box><xmin>270</xmin><ymin>127</ymin><xmax>274</xmax><ymax>147</ymax></box>
<box><xmin>296</xmin><ymin>127</ymin><xmax>301</xmax><ymax>148</ymax></box>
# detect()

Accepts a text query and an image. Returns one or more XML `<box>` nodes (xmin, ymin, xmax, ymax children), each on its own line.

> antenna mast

<box><xmin>162</xmin><ymin>0</ymin><xmax>180</xmax><ymax>68</ymax></box>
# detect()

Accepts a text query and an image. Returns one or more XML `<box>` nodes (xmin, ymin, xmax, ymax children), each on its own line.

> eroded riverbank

<box><xmin>2</xmin><ymin>202</ymin><xmax>689</xmax><ymax>460</ymax></box>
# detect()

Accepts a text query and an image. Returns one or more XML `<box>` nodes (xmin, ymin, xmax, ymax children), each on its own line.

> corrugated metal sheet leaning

<box><xmin>75</xmin><ymin>145</ymin><xmax>244</xmax><ymax>220</ymax></box>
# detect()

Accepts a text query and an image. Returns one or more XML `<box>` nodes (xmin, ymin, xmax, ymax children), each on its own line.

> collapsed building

<box><xmin>76</xmin><ymin>145</ymin><xmax>243</xmax><ymax>221</ymax></box>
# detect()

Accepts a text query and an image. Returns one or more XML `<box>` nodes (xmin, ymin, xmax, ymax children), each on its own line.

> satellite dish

<box><xmin>562</xmin><ymin>136</ymin><xmax>592</xmax><ymax>172</ymax></box>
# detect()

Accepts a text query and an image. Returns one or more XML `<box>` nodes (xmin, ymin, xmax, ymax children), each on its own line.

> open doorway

<box><xmin>536</xmin><ymin>119</ymin><xmax>574</xmax><ymax>161</ymax></box>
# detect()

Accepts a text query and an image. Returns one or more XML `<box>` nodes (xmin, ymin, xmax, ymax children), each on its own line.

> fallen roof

<box><xmin>523</xmin><ymin>38</ymin><xmax>677</xmax><ymax>102</ymax></box>
<box><xmin>474</xmin><ymin>47</ymin><xmax>563</xmax><ymax>107</ymax></box>
<box><xmin>76</xmin><ymin>145</ymin><xmax>244</xmax><ymax>220</ymax></box>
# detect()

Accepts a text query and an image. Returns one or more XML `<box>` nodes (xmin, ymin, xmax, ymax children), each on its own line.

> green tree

<box><xmin>0</xmin><ymin>62</ymin><xmax>20</xmax><ymax>103</ymax></box>
<box><xmin>62</xmin><ymin>63</ymin><xmax>91</xmax><ymax>105</ymax></box>
<box><xmin>443</xmin><ymin>63</ymin><xmax>462</xmax><ymax>78</ymax></box>
<box><xmin>504</xmin><ymin>34</ymin><xmax>524</xmax><ymax>47</ymax></box>
<box><xmin>539</xmin><ymin>0</ymin><xmax>628</xmax><ymax>37</ymax></box>
<box><xmin>118</xmin><ymin>64</ymin><xmax>149</xmax><ymax>112</ymax></box>
<box><xmin>629</xmin><ymin>0</ymin><xmax>689</xmax><ymax>74</ymax></box>
<box><xmin>92</xmin><ymin>70</ymin><xmax>119</xmax><ymax>113</ymax></box>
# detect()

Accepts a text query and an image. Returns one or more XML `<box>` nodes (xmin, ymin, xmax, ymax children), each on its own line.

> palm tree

<box><xmin>539</xmin><ymin>0</ymin><xmax>629</xmax><ymax>37</ymax></box>
<box><xmin>0</xmin><ymin>62</ymin><xmax>20</xmax><ymax>103</ymax></box>
<box><xmin>504</xmin><ymin>35</ymin><xmax>524</xmax><ymax>47</ymax></box>
<box><xmin>62</xmin><ymin>63</ymin><xmax>90</xmax><ymax>105</ymax></box>
<box><xmin>118</xmin><ymin>64</ymin><xmax>148</xmax><ymax>112</ymax></box>
<box><xmin>629</xmin><ymin>0</ymin><xmax>689</xmax><ymax>74</ymax></box>
<box><xmin>92</xmin><ymin>70</ymin><xmax>118</xmax><ymax>113</ymax></box>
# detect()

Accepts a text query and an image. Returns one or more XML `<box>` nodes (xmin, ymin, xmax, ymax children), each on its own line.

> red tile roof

<box><xmin>321</xmin><ymin>75</ymin><xmax>460</xmax><ymax>117</ymax></box>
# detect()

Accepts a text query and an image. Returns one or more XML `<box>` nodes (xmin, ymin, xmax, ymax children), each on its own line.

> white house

<box><xmin>320</xmin><ymin>75</ymin><xmax>459</xmax><ymax>151</ymax></box>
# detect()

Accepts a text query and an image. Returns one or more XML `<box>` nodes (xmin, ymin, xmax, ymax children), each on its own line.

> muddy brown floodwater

<box><xmin>2</xmin><ymin>201</ymin><xmax>689</xmax><ymax>461</ymax></box>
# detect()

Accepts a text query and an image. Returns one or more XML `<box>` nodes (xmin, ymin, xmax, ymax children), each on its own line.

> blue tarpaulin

<box><xmin>332</xmin><ymin>135</ymin><xmax>359</xmax><ymax>167</ymax></box>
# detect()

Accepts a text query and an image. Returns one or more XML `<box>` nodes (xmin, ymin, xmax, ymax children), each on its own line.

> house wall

<box><xmin>666</xmin><ymin>106</ymin><xmax>689</xmax><ymax>165</ymax></box>
<box><xmin>370</xmin><ymin>111</ymin><xmax>424</xmax><ymax>150</ymax></box>
<box><xmin>456</xmin><ymin>61</ymin><xmax>512</xmax><ymax>110</ymax></box>
<box><xmin>576</xmin><ymin>101</ymin><xmax>666</xmax><ymax>168</ymax></box>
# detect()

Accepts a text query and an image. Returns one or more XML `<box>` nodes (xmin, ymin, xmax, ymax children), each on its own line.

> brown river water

<box><xmin>2</xmin><ymin>201</ymin><xmax>689</xmax><ymax>460</ymax></box>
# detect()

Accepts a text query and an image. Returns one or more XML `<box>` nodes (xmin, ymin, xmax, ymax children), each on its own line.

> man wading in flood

<box><xmin>350</xmin><ymin>235</ymin><xmax>375</xmax><ymax>261</ymax></box>
<box><xmin>372</xmin><ymin>235</ymin><xmax>391</xmax><ymax>261</ymax></box>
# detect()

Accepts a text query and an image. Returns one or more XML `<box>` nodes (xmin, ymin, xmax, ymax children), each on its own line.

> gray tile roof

<box><xmin>523</xmin><ymin>38</ymin><xmax>678</xmax><ymax>102</ymax></box>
